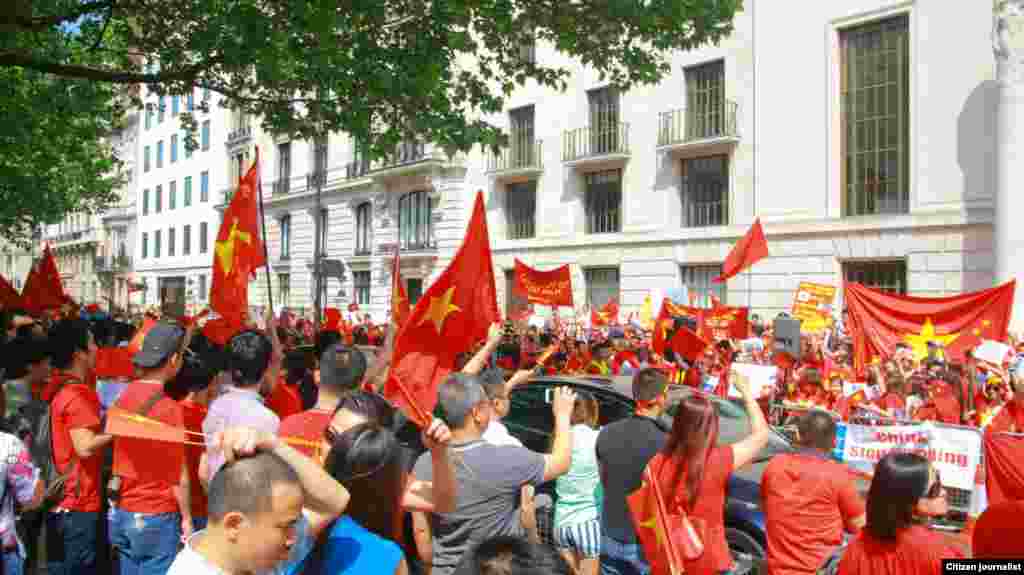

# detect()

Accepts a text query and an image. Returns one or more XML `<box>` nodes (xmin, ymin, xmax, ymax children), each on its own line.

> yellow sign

<box><xmin>791</xmin><ymin>282</ymin><xmax>837</xmax><ymax>333</ymax></box>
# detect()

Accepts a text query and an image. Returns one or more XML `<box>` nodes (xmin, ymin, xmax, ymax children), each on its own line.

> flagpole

<box><xmin>254</xmin><ymin>146</ymin><xmax>275</xmax><ymax>315</ymax></box>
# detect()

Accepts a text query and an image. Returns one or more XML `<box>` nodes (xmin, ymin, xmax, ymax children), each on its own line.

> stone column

<box><xmin>994</xmin><ymin>0</ymin><xmax>1024</xmax><ymax>329</ymax></box>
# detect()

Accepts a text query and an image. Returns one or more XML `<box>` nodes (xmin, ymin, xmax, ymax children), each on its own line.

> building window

<box><xmin>509</xmin><ymin>105</ymin><xmax>536</xmax><ymax>167</ymax></box>
<box><xmin>506</xmin><ymin>182</ymin><xmax>536</xmax><ymax>239</ymax></box>
<box><xmin>842</xmin><ymin>15</ymin><xmax>910</xmax><ymax>217</ymax></box>
<box><xmin>198</xmin><ymin>274</ymin><xmax>207</xmax><ymax>301</ymax></box>
<box><xmin>200</xmin><ymin>171</ymin><xmax>209</xmax><ymax>202</ymax></box>
<box><xmin>186</xmin><ymin>91</ymin><xmax>194</xmax><ymax>112</ymax></box>
<box><xmin>184</xmin><ymin>132</ymin><xmax>192</xmax><ymax>159</ymax></box>
<box><xmin>156</xmin><ymin>140</ymin><xmax>164</xmax><ymax>169</ymax></box>
<box><xmin>585</xmin><ymin>268</ymin><xmax>619</xmax><ymax>310</ymax></box>
<box><xmin>398</xmin><ymin>191</ymin><xmax>433</xmax><ymax>250</ymax></box>
<box><xmin>504</xmin><ymin>269</ymin><xmax>530</xmax><ymax>316</ymax></box>
<box><xmin>144</xmin><ymin>146</ymin><xmax>151</xmax><ymax>172</ymax></box>
<box><xmin>142</xmin><ymin>188</ymin><xmax>149</xmax><ymax>215</ymax></box>
<box><xmin>201</xmin><ymin>120</ymin><xmax>211</xmax><ymax>151</ymax></box>
<box><xmin>155</xmin><ymin>185</ymin><xmax>162</xmax><ymax>213</ymax></box>
<box><xmin>353</xmin><ymin>271</ymin><xmax>371</xmax><ymax>305</ymax></box>
<box><xmin>681</xmin><ymin>156</ymin><xmax>729</xmax><ymax>227</ymax></box>
<box><xmin>680</xmin><ymin>264</ymin><xmax>726</xmax><ymax>308</ymax></box>
<box><xmin>169</xmin><ymin>180</ymin><xmax>177</xmax><ymax>210</ymax></box>
<box><xmin>278</xmin><ymin>274</ymin><xmax>291</xmax><ymax>304</ymax></box>
<box><xmin>319</xmin><ymin>209</ymin><xmax>328</xmax><ymax>252</ymax></box>
<box><xmin>184</xmin><ymin>176</ymin><xmax>192</xmax><ymax>207</ymax></box>
<box><xmin>199</xmin><ymin>222</ymin><xmax>208</xmax><ymax>253</ymax></box>
<box><xmin>685</xmin><ymin>60</ymin><xmax>726</xmax><ymax>140</ymax></box>
<box><xmin>231</xmin><ymin>151</ymin><xmax>247</xmax><ymax>185</ymax></box>
<box><xmin>171</xmin><ymin>95</ymin><xmax>179</xmax><ymax>116</ymax></box>
<box><xmin>141</xmin><ymin>232</ymin><xmax>148</xmax><ymax>259</ymax></box>
<box><xmin>168</xmin><ymin>227</ymin><xmax>176</xmax><ymax>256</ymax></box>
<box><xmin>154</xmin><ymin>230</ymin><xmax>162</xmax><ymax>258</ymax></box>
<box><xmin>170</xmin><ymin>134</ymin><xmax>178</xmax><ymax>163</ymax></box>
<box><xmin>158</xmin><ymin>96</ymin><xmax>165</xmax><ymax>122</ymax></box>
<box><xmin>355</xmin><ymin>202</ymin><xmax>372</xmax><ymax>255</ymax></box>
<box><xmin>145</xmin><ymin>104</ymin><xmax>152</xmax><ymax>130</ymax></box>
<box><xmin>843</xmin><ymin>260</ymin><xmax>907</xmax><ymax>294</ymax></box>
<box><xmin>183</xmin><ymin>224</ymin><xmax>191</xmax><ymax>255</ymax></box>
<box><xmin>406</xmin><ymin>278</ymin><xmax>423</xmax><ymax>305</ymax></box>
<box><xmin>279</xmin><ymin>215</ymin><xmax>291</xmax><ymax>259</ymax></box>
<box><xmin>277</xmin><ymin>142</ymin><xmax>291</xmax><ymax>194</ymax></box>
<box><xmin>587</xmin><ymin>86</ymin><xmax>620</xmax><ymax>154</ymax></box>
<box><xmin>585</xmin><ymin>169</ymin><xmax>621</xmax><ymax>234</ymax></box>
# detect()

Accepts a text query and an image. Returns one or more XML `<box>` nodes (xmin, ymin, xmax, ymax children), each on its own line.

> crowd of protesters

<box><xmin>0</xmin><ymin>301</ymin><xmax>1017</xmax><ymax>575</ymax></box>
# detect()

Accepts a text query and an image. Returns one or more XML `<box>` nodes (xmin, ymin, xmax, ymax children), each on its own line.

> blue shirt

<box><xmin>286</xmin><ymin>516</ymin><xmax>403</xmax><ymax>575</ymax></box>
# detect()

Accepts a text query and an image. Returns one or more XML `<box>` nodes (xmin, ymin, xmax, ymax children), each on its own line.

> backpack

<box><xmin>17</xmin><ymin>381</ymin><xmax>78</xmax><ymax>510</ymax></box>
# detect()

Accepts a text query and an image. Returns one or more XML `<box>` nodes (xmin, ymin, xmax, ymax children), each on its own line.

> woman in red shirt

<box><xmin>650</xmin><ymin>370</ymin><xmax>770</xmax><ymax>574</ymax></box>
<box><xmin>837</xmin><ymin>452</ymin><xmax>963</xmax><ymax>575</ymax></box>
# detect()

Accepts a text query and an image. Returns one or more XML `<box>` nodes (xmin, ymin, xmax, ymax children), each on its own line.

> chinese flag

<box><xmin>845</xmin><ymin>281</ymin><xmax>1015</xmax><ymax>376</ymax></box>
<box><xmin>713</xmin><ymin>218</ymin><xmax>768</xmax><ymax>283</ymax></box>
<box><xmin>390</xmin><ymin>251</ymin><xmax>410</xmax><ymax>329</ymax></box>
<box><xmin>21</xmin><ymin>245</ymin><xmax>67</xmax><ymax>315</ymax></box>
<box><xmin>628</xmin><ymin>464</ymin><xmax>686</xmax><ymax>575</ymax></box>
<box><xmin>984</xmin><ymin>433</ymin><xmax>1024</xmax><ymax>506</ymax></box>
<box><xmin>210</xmin><ymin>148</ymin><xmax>266</xmax><ymax>328</ymax></box>
<box><xmin>591</xmin><ymin>298</ymin><xmax>619</xmax><ymax>326</ymax></box>
<box><xmin>0</xmin><ymin>275</ymin><xmax>20</xmax><ymax>310</ymax></box>
<box><xmin>669</xmin><ymin>327</ymin><xmax>709</xmax><ymax>363</ymax></box>
<box><xmin>385</xmin><ymin>191</ymin><xmax>499</xmax><ymax>424</ymax></box>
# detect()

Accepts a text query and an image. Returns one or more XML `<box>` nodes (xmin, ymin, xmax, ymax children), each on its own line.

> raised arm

<box><xmin>542</xmin><ymin>387</ymin><xmax>576</xmax><ymax>482</ymax></box>
<box><xmin>729</xmin><ymin>370</ymin><xmax>770</xmax><ymax>471</ymax></box>
<box><xmin>461</xmin><ymin>323</ymin><xmax>503</xmax><ymax>375</ymax></box>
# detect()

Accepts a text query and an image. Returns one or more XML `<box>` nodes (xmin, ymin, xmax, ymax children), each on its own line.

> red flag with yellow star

<box><xmin>845</xmin><ymin>280</ymin><xmax>1015</xmax><ymax>377</ymax></box>
<box><xmin>210</xmin><ymin>148</ymin><xmax>266</xmax><ymax>328</ymax></box>
<box><xmin>627</xmin><ymin>462</ymin><xmax>688</xmax><ymax>575</ymax></box>
<box><xmin>390</xmin><ymin>250</ymin><xmax>410</xmax><ymax>329</ymax></box>
<box><xmin>384</xmin><ymin>191</ymin><xmax>500</xmax><ymax>423</ymax></box>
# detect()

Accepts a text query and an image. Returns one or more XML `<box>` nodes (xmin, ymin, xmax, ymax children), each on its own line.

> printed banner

<box><xmin>728</xmin><ymin>363</ymin><xmax>777</xmax><ymax>399</ymax></box>
<box><xmin>513</xmin><ymin>259</ymin><xmax>574</xmax><ymax>307</ymax></box>
<box><xmin>791</xmin><ymin>282</ymin><xmax>836</xmax><ymax>333</ymax></box>
<box><xmin>834</xmin><ymin>423</ymin><xmax>982</xmax><ymax>491</ymax></box>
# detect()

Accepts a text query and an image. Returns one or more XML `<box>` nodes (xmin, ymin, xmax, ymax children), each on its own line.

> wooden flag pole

<box><xmin>254</xmin><ymin>146</ymin><xmax>275</xmax><ymax>315</ymax></box>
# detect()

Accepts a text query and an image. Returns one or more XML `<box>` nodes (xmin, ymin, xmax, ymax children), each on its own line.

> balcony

<box><xmin>345</xmin><ymin>158</ymin><xmax>372</xmax><ymax>180</ymax></box>
<box><xmin>562</xmin><ymin>123</ymin><xmax>630</xmax><ymax>170</ymax></box>
<box><xmin>102</xmin><ymin>204</ymin><xmax>135</xmax><ymax>221</ymax></box>
<box><xmin>657</xmin><ymin>101</ymin><xmax>739</xmax><ymax>155</ymax></box>
<box><xmin>486</xmin><ymin>140</ymin><xmax>543</xmax><ymax>182</ymax></box>
<box><xmin>95</xmin><ymin>255</ymin><xmax>133</xmax><ymax>273</ymax></box>
<box><xmin>273</xmin><ymin>179</ymin><xmax>290</xmax><ymax>196</ymax></box>
<box><xmin>51</xmin><ymin>228</ymin><xmax>97</xmax><ymax>246</ymax></box>
<box><xmin>225</xmin><ymin>125</ymin><xmax>252</xmax><ymax>147</ymax></box>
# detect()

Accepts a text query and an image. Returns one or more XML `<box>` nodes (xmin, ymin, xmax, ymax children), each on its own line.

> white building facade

<box><xmin>134</xmin><ymin>86</ymin><xmax>228</xmax><ymax>316</ymax></box>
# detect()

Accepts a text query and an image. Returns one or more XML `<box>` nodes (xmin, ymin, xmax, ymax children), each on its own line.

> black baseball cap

<box><xmin>133</xmin><ymin>324</ymin><xmax>185</xmax><ymax>369</ymax></box>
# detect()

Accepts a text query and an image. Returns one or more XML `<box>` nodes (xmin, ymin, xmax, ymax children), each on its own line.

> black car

<box><xmin>500</xmin><ymin>375</ymin><xmax>797</xmax><ymax>575</ymax></box>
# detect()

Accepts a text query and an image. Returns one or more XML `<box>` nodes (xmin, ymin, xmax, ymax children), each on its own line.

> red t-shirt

<box><xmin>762</xmin><ymin>452</ymin><xmax>866</xmax><ymax>575</ymax></box>
<box><xmin>836</xmin><ymin>525</ymin><xmax>964</xmax><ymax>575</ymax></box>
<box><xmin>266</xmin><ymin>379</ymin><xmax>304</xmax><ymax>421</ymax></box>
<box><xmin>112</xmin><ymin>381</ymin><xmax>185</xmax><ymax>514</ymax></box>
<box><xmin>50</xmin><ymin>379</ymin><xmax>104</xmax><ymax>512</ymax></box>
<box><xmin>651</xmin><ymin>446</ymin><xmax>735</xmax><ymax>574</ymax></box>
<box><xmin>180</xmin><ymin>399</ymin><xmax>208</xmax><ymax>519</ymax></box>
<box><xmin>278</xmin><ymin>409</ymin><xmax>333</xmax><ymax>459</ymax></box>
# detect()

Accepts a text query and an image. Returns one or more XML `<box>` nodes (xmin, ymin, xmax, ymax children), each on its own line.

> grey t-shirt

<box><xmin>413</xmin><ymin>439</ymin><xmax>546</xmax><ymax>575</ymax></box>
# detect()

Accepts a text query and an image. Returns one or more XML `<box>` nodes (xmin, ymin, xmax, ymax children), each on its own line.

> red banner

<box><xmin>701</xmin><ymin>305</ymin><xmax>750</xmax><ymax>341</ymax></box>
<box><xmin>513</xmin><ymin>259</ymin><xmax>573</xmax><ymax>308</ymax></box>
<box><xmin>845</xmin><ymin>281</ymin><xmax>1015</xmax><ymax>375</ymax></box>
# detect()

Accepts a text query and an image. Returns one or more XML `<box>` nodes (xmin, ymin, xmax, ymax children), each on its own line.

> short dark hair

<box><xmin>334</xmin><ymin>391</ymin><xmax>396</xmax><ymax>429</ymax></box>
<box><xmin>4</xmin><ymin>335</ymin><xmax>50</xmax><ymax>379</ymax></box>
<box><xmin>632</xmin><ymin>368</ymin><xmax>667</xmax><ymax>402</ymax></box>
<box><xmin>207</xmin><ymin>451</ymin><xmax>301</xmax><ymax>522</ymax></box>
<box><xmin>865</xmin><ymin>452</ymin><xmax>932</xmax><ymax>540</ymax></box>
<box><xmin>320</xmin><ymin>345</ymin><xmax>367</xmax><ymax>393</ymax></box>
<box><xmin>227</xmin><ymin>330</ymin><xmax>273</xmax><ymax>386</ymax></box>
<box><xmin>796</xmin><ymin>410</ymin><xmax>837</xmax><ymax>450</ymax></box>
<box><xmin>315</xmin><ymin>330</ymin><xmax>343</xmax><ymax>359</ymax></box>
<box><xmin>459</xmin><ymin>535</ymin><xmax>572</xmax><ymax>575</ymax></box>
<box><xmin>437</xmin><ymin>372</ymin><xmax>488</xmax><ymax>429</ymax></box>
<box><xmin>47</xmin><ymin>319</ymin><xmax>93</xmax><ymax>370</ymax></box>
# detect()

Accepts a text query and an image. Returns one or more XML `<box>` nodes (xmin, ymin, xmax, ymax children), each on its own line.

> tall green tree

<box><xmin>1</xmin><ymin>0</ymin><xmax>741</xmax><ymax>237</ymax></box>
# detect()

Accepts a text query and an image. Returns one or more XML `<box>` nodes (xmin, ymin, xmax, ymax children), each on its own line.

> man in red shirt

<box><xmin>279</xmin><ymin>344</ymin><xmax>367</xmax><ymax>460</ymax></box>
<box><xmin>45</xmin><ymin>319</ymin><xmax>113</xmax><ymax>575</ymax></box>
<box><xmin>762</xmin><ymin>410</ymin><xmax>866</xmax><ymax>575</ymax></box>
<box><xmin>109</xmin><ymin>324</ymin><xmax>191</xmax><ymax>575</ymax></box>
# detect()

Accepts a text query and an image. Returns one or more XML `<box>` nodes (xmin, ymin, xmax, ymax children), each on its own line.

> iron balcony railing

<box><xmin>345</xmin><ymin>157</ymin><xmax>372</xmax><ymax>179</ymax></box>
<box><xmin>562</xmin><ymin>123</ymin><xmax>630</xmax><ymax>162</ymax></box>
<box><xmin>226</xmin><ymin>125</ymin><xmax>252</xmax><ymax>146</ymax></box>
<box><xmin>95</xmin><ymin>255</ymin><xmax>132</xmax><ymax>272</ymax></box>
<box><xmin>344</xmin><ymin>142</ymin><xmax>437</xmax><ymax>179</ymax></box>
<box><xmin>683</xmin><ymin>199</ymin><xmax>729</xmax><ymax>228</ymax></box>
<box><xmin>272</xmin><ymin>179</ymin><xmax>290</xmax><ymax>196</ymax></box>
<box><xmin>487</xmin><ymin>140</ymin><xmax>543</xmax><ymax>173</ymax></box>
<box><xmin>657</xmin><ymin>100</ymin><xmax>739</xmax><ymax>146</ymax></box>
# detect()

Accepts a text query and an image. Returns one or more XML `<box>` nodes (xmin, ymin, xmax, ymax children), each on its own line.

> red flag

<box><xmin>0</xmin><ymin>275</ymin><xmax>20</xmax><ymax>310</ymax></box>
<box><xmin>95</xmin><ymin>318</ymin><xmax>159</xmax><ymax>378</ymax></box>
<box><xmin>210</xmin><ymin>148</ymin><xmax>266</xmax><ymax>328</ymax></box>
<box><xmin>513</xmin><ymin>259</ymin><xmax>574</xmax><ymax>307</ymax></box>
<box><xmin>652</xmin><ymin>299</ymin><xmax>692</xmax><ymax>356</ymax></box>
<box><xmin>202</xmin><ymin>315</ymin><xmax>241</xmax><ymax>346</ymax></box>
<box><xmin>591</xmin><ymin>298</ymin><xmax>619</xmax><ymax>326</ymax></box>
<box><xmin>628</xmin><ymin>463</ymin><xmax>687</xmax><ymax>575</ymax></box>
<box><xmin>713</xmin><ymin>218</ymin><xmax>768</xmax><ymax>283</ymax></box>
<box><xmin>21</xmin><ymin>245</ymin><xmax>66</xmax><ymax>315</ymax></box>
<box><xmin>385</xmin><ymin>191</ymin><xmax>500</xmax><ymax>425</ymax></box>
<box><xmin>390</xmin><ymin>251</ymin><xmax>410</xmax><ymax>329</ymax></box>
<box><xmin>669</xmin><ymin>327</ymin><xmax>709</xmax><ymax>363</ymax></box>
<box><xmin>323</xmin><ymin>308</ymin><xmax>342</xmax><ymax>333</ymax></box>
<box><xmin>845</xmin><ymin>281</ymin><xmax>1015</xmax><ymax>376</ymax></box>
<box><xmin>984</xmin><ymin>432</ymin><xmax>1024</xmax><ymax>506</ymax></box>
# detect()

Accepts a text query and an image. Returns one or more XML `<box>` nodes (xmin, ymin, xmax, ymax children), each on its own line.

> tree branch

<box><xmin>0</xmin><ymin>50</ymin><xmax>222</xmax><ymax>85</ymax></box>
<box><xmin>6</xmin><ymin>0</ymin><xmax>114</xmax><ymax>30</ymax></box>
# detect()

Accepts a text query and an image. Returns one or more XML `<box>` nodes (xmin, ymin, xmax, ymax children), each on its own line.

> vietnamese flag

<box><xmin>669</xmin><ymin>327</ymin><xmax>709</xmax><ymax>363</ymax></box>
<box><xmin>390</xmin><ymin>251</ymin><xmax>410</xmax><ymax>329</ymax></box>
<box><xmin>210</xmin><ymin>148</ymin><xmax>266</xmax><ymax>329</ymax></box>
<box><xmin>385</xmin><ymin>191</ymin><xmax>500</xmax><ymax>424</ymax></box>
<box><xmin>628</xmin><ymin>463</ymin><xmax>687</xmax><ymax>575</ymax></box>
<box><xmin>713</xmin><ymin>218</ymin><xmax>768</xmax><ymax>283</ymax></box>
<box><xmin>845</xmin><ymin>281</ymin><xmax>1015</xmax><ymax>376</ymax></box>
<box><xmin>21</xmin><ymin>244</ymin><xmax>67</xmax><ymax>315</ymax></box>
<box><xmin>0</xmin><ymin>275</ymin><xmax>20</xmax><ymax>310</ymax></box>
<box><xmin>591</xmin><ymin>298</ymin><xmax>619</xmax><ymax>326</ymax></box>
<box><xmin>984</xmin><ymin>432</ymin><xmax>1024</xmax><ymax>506</ymax></box>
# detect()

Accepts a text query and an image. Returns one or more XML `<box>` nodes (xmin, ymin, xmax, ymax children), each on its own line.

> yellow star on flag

<box><xmin>983</xmin><ymin>319</ymin><xmax>992</xmax><ymax>327</ymax></box>
<box><xmin>902</xmin><ymin>318</ymin><xmax>960</xmax><ymax>361</ymax></box>
<box><xmin>214</xmin><ymin>218</ymin><xmax>252</xmax><ymax>275</ymax></box>
<box><xmin>418</xmin><ymin>286</ymin><xmax>460</xmax><ymax>334</ymax></box>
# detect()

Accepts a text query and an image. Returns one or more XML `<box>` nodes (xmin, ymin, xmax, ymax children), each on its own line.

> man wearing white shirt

<box><xmin>480</xmin><ymin>368</ymin><xmax>534</xmax><ymax>447</ymax></box>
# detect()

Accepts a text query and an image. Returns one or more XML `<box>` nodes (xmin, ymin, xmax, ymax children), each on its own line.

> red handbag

<box><xmin>653</xmin><ymin>460</ymin><xmax>706</xmax><ymax>562</ymax></box>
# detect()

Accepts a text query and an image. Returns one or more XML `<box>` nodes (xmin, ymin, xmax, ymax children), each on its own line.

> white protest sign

<box><xmin>974</xmin><ymin>339</ymin><xmax>1012</xmax><ymax>366</ymax></box>
<box><xmin>728</xmin><ymin>363</ymin><xmax>778</xmax><ymax>399</ymax></box>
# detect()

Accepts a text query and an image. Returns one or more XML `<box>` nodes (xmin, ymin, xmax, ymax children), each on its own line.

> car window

<box><xmin>591</xmin><ymin>389</ymin><xmax>633</xmax><ymax>427</ymax></box>
<box><xmin>505</xmin><ymin>385</ymin><xmax>555</xmax><ymax>453</ymax></box>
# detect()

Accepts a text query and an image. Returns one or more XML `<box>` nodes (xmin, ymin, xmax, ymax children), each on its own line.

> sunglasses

<box><xmin>925</xmin><ymin>472</ymin><xmax>945</xmax><ymax>499</ymax></box>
